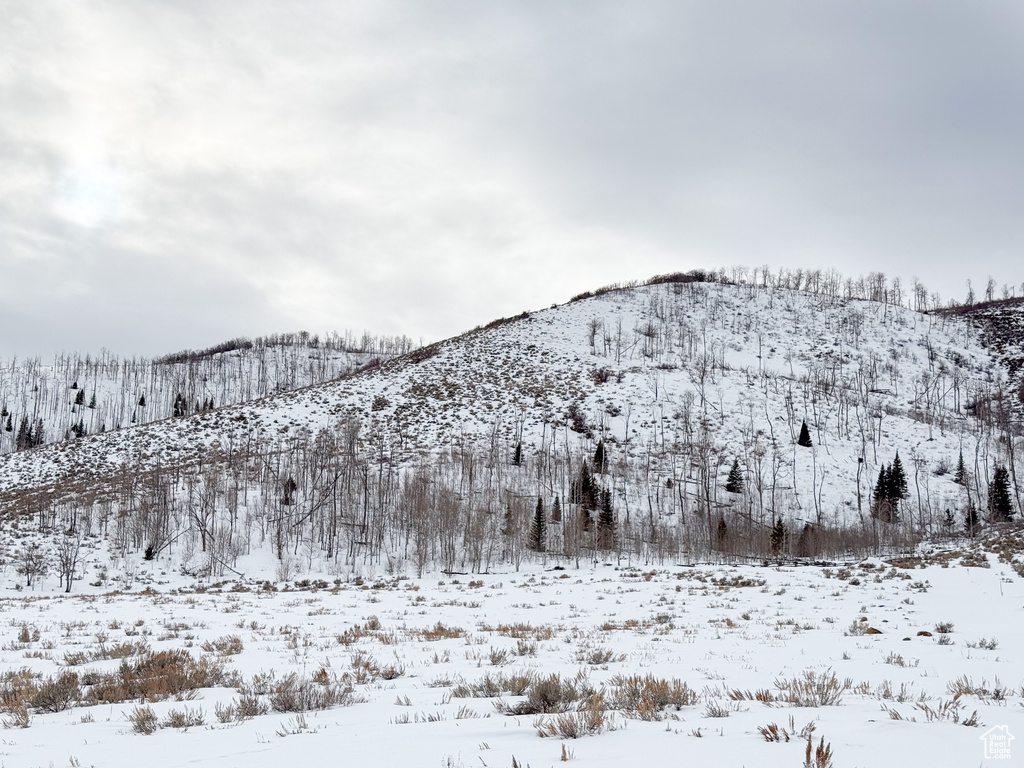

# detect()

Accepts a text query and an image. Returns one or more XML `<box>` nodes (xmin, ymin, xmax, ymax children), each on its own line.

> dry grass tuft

<box><xmin>534</xmin><ymin>694</ymin><xmax>616</xmax><ymax>739</ymax></box>
<box><xmin>609</xmin><ymin>675</ymin><xmax>698</xmax><ymax>719</ymax></box>
<box><xmin>774</xmin><ymin>670</ymin><xmax>850</xmax><ymax>707</ymax></box>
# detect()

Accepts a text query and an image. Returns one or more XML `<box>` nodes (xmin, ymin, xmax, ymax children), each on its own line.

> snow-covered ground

<box><xmin>0</xmin><ymin>547</ymin><xmax>1020</xmax><ymax>768</ymax></box>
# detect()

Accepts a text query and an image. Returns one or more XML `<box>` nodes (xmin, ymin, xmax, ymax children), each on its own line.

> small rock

<box><xmin>865</xmin><ymin>627</ymin><xmax>883</xmax><ymax>634</ymax></box>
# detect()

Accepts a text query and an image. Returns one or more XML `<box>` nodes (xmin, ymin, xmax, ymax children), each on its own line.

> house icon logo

<box><xmin>980</xmin><ymin>725</ymin><xmax>1014</xmax><ymax>760</ymax></box>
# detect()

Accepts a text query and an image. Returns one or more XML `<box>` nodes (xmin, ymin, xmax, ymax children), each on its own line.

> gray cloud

<box><xmin>2</xmin><ymin>1</ymin><xmax>1023</xmax><ymax>357</ymax></box>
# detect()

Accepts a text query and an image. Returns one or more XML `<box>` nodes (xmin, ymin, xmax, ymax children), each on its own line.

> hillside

<box><xmin>0</xmin><ymin>330</ymin><xmax>416</xmax><ymax>455</ymax></box>
<box><xmin>0</xmin><ymin>273</ymin><xmax>1019</xmax><ymax>580</ymax></box>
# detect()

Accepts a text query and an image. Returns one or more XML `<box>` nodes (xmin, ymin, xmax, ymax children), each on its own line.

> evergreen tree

<box><xmin>988</xmin><ymin>466</ymin><xmax>1014</xmax><ymax>522</ymax></box>
<box><xmin>512</xmin><ymin>442</ymin><xmax>522</xmax><ymax>466</ymax></box>
<box><xmin>953</xmin><ymin>450</ymin><xmax>968</xmax><ymax>486</ymax></box>
<box><xmin>4</xmin><ymin>414</ymin><xmax>11</xmax><ymax>432</ymax></box>
<box><xmin>797</xmin><ymin>421</ymin><xmax>813</xmax><ymax>447</ymax></box>
<box><xmin>889</xmin><ymin>452</ymin><xmax>908</xmax><ymax>502</ymax></box>
<box><xmin>872</xmin><ymin>463</ymin><xmax>899</xmax><ymax>523</ymax></box>
<box><xmin>571</xmin><ymin>461</ymin><xmax>597</xmax><ymax>510</ymax></box>
<box><xmin>88</xmin><ymin>392</ymin><xmax>96</xmax><ymax>409</ymax></box>
<box><xmin>593</xmin><ymin>440</ymin><xmax>607</xmax><ymax>474</ymax></box>
<box><xmin>964</xmin><ymin>501</ymin><xmax>980</xmax><ymax>537</ymax></box>
<box><xmin>74</xmin><ymin>389</ymin><xmax>85</xmax><ymax>406</ymax></box>
<box><xmin>770</xmin><ymin>517</ymin><xmax>786</xmax><ymax>556</ymax></box>
<box><xmin>551</xmin><ymin>496</ymin><xmax>562</xmax><ymax>523</ymax></box>
<box><xmin>597</xmin><ymin>489</ymin><xmax>615</xmax><ymax>551</ymax></box>
<box><xmin>137</xmin><ymin>394</ymin><xmax>146</xmax><ymax>407</ymax></box>
<box><xmin>528</xmin><ymin>497</ymin><xmax>546</xmax><ymax>552</ymax></box>
<box><xmin>716</xmin><ymin>518</ymin><xmax>729</xmax><ymax>547</ymax></box>
<box><xmin>725</xmin><ymin>458</ymin><xmax>744</xmax><ymax>493</ymax></box>
<box><xmin>15</xmin><ymin>415</ymin><xmax>31</xmax><ymax>451</ymax></box>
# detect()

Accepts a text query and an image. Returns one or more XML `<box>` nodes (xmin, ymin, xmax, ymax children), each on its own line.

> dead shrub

<box><xmin>162</xmin><ymin>705</ymin><xmax>206</xmax><ymax>729</ymax></box>
<box><xmin>535</xmin><ymin>694</ymin><xmax>616</xmax><ymax>739</ymax></box>
<box><xmin>496</xmin><ymin>672</ymin><xmax>594</xmax><ymax>716</ymax></box>
<box><xmin>420</xmin><ymin>622</ymin><xmax>464</xmax><ymax>641</ymax></box>
<box><xmin>200</xmin><ymin>635</ymin><xmax>243</xmax><ymax>656</ymax></box>
<box><xmin>609</xmin><ymin>675</ymin><xmax>698</xmax><ymax>719</ymax></box>
<box><xmin>127</xmin><ymin>705</ymin><xmax>159</xmax><ymax>735</ymax></box>
<box><xmin>452</xmin><ymin>671</ymin><xmax>535</xmax><ymax>699</ymax></box>
<box><xmin>31</xmin><ymin>671</ymin><xmax>81</xmax><ymax>712</ymax></box>
<box><xmin>774</xmin><ymin>670</ymin><xmax>850</xmax><ymax>707</ymax></box>
<box><xmin>85</xmin><ymin>649</ymin><xmax>225</xmax><ymax>705</ymax></box>
<box><xmin>268</xmin><ymin>673</ymin><xmax>354</xmax><ymax>712</ymax></box>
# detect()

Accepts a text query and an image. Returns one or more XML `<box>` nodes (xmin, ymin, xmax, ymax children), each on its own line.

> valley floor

<box><xmin>0</xmin><ymin>552</ymin><xmax>1021</xmax><ymax>768</ymax></box>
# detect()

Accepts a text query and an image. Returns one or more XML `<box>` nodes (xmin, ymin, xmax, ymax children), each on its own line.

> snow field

<box><xmin>0</xmin><ymin>553</ymin><xmax>1019</xmax><ymax>768</ymax></box>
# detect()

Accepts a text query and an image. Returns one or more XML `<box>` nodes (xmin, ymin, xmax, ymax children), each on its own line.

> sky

<box><xmin>2</xmin><ymin>1</ymin><xmax>1024</xmax><ymax>358</ymax></box>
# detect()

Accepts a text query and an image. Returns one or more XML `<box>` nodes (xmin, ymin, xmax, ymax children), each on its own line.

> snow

<box><xmin>0</xmin><ymin>280</ymin><xmax>1009</xmax><ymax>529</ymax></box>
<box><xmin>0</xmin><ymin>554</ymin><xmax>1019</xmax><ymax>767</ymax></box>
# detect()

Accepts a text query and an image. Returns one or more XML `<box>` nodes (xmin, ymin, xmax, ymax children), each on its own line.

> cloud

<box><xmin>2</xmin><ymin>1</ymin><xmax>1024</xmax><ymax>356</ymax></box>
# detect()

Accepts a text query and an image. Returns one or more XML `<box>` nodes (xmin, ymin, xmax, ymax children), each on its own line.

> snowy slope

<box><xmin>0</xmin><ymin>279</ymin><xmax>1011</xmax><ymax>526</ymax></box>
<box><xmin>0</xmin><ymin>331</ymin><xmax>413</xmax><ymax>455</ymax></box>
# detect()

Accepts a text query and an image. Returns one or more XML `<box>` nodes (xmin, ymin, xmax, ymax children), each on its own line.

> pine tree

<box><xmin>571</xmin><ymin>462</ymin><xmax>597</xmax><ymax>510</ymax></box>
<box><xmin>74</xmin><ymin>389</ymin><xmax>85</xmax><ymax>406</ymax></box>
<box><xmin>512</xmin><ymin>442</ymin><xmax>522</xmax><ymax>466</ymax></box>
<box><xmin>716</xmin><ymin>518</ymin><xmax>729</xmax><ymax>547</ymax></box>
<box><xmin>797</xmin><ymin>421</ymin><xmax>813</xmax><ymax>447</ymax></box>
<box><xmin>597</xmin><ymin>489</ymin><xmax>615</xmax><ymax>551</ymax></box>
<box><xmin>889</xmin><ymin>452</ymin><xmax>908</xmax><ymax>502</ymax></box>
<box><xmin>770</xmin><ymin>517</ymin><xmax>786</xmax><ymax>556</ymax></box>
<box><xmin>988</xmin><ymin>466</ymin><xmax>1014</xmax><ymax>522</ymax></box>
<box><xmin>528</xmin><ymin>497</ymin><xmax>546</xmax><ymax>552</ymax></box>
<box><xmin>137</xmin><ymin>394</ymin><xmax>146</xmax><ymax>408</ymax></box>
<box><xmin>593</xmin><ymin>440</ymin><xmax>607</xmax><ymax>474</ymax></box>
<box><xmin>873</xmin><ymin>465</ymin><xmax>889</xmax><ymax>506</ymax></box>
<box><xmin>725</xmin><ymin>458</ymin><xmax>744</xmax><ymax>493</ymax></box>
<box><xmin>551</xmin><ymin>496</ymin><xmax>562</xmax><ymax>523</ymax></box>
<box><xmin>953</xmin><ymin>450</ymin><xmax>968</xmax><ymax>486</ymax></box>
<box><xmin>15</xmin><ymin>415</ymin><xmax>30</xmax><ymax>451</ymax></box>
<box><xmin>88</xmin><ymin>392</ymin><xmax>96</xmax><ymax>409</ymax></box>
<box><xmin>964</xmin><ymin>501</ymin><xmax>980</xmax><ymax>537</ymax></box>
<box><xmin>4</xmin><ymin>414</ymin><xmax>11</xmax><ymax>432</ymax></box>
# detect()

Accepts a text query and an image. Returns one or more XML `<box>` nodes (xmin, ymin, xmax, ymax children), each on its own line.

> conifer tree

<box><xmin>964</xmin><ymin>501</ymin><xmax>980</xmax><ymax>537</ymax></box>
<box><xmin>725</xmin><ymin>458</ymin><xmax>744</xmax><ymax>493</ymax></box>
<box><xmin>551</xmin><ymin>496</ymin><xmax>562</xmax><ymax>523</ymax></box>
<box><xmin>953</xmin><ymin>450</ymin><xmax>968</xmax><ymax>486</ymax></box>
<box><xmin>512</xmin><ymin>442</ymin><xmax>522</xmax><ymax>466</ymax></box>
<box><xmin>528</xmin><ymin>497</ymin><xmax>546</xmax><ymax>551</ymax></box>
<box><xmin>889</xmin><ymin>452</ymin><xmax>908</xmax><ymax>503</ymax></box>
<box><xmin>74</xmin><ymin>389</ymin><xmax>85</xmax><ymax>406</ymax></box>
<box><xmin>797</xmin><ymin>421</ymin><xmax>813</xmax><ymax>447</ymax></box>
<box><xmin>597</xmin><ymin>489</ymin><xmax>615</xmax><ymax>550</ymax></box>
<box><xmin>15</xmin><ymin>416</ymin><xmax>29</xmax><ymax>450</ymax></box>
<box><xmin>593</xmin><ymin>440</ymin><xmax>607</xmax><ymax>474</ymax></box>
<box><xmin>770</xmin><ymin>517</ymin><xmax>786</xmax><ymax>556</ymax></box>
<box><xmin>988</xmin><ymin>466</ymin><xmax>1014</xmax><ymax>522</ymax></box>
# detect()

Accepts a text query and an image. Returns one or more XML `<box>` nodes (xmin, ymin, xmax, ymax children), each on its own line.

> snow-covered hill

<box><xmin>0</xmin><ymin>330</ymin><xmax>415</xmax><ymax>455</ymax></box>
<box><xmin>0</xmin><ymin>276</ymin><xmax>1017</xmax><ymax>536</ymax></box>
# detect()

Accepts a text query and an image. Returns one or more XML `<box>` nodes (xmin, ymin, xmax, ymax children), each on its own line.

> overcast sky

<box><xmin>2</xmin><ymin>1</ymin><xmax>1024</xmax><ymax>358</ymax></box>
